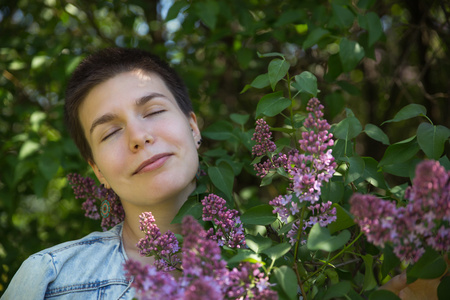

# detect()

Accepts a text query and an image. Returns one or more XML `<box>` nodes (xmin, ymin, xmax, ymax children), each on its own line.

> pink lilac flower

<box><xmin>288</xmin><ymin>98</ymin><xmax>336</xmax><ymax>203</ymax></box>
<box><xmin>184</xmin><ymin>277</ymin><xmax>223</xmax><ymax>300</ymax></box>
<box><xmin>254</xmin><ymin>153</ymin><xmax>289</xmax><ymax>178</ymax></box>
<box><xmin>350</xmin><ymin>160</ymin><xmax>450</xmax><ymax>263</ymax></box>
<box><xmin>124</xmin><ymin>259</ymin><xmax>180</xmax><ymax>300</ymax></box>
<box><xmin>67</xmin><ymin>173</ymin><xmax>124</xmax><ymax>230</ymax></box>
<box><xmin>136</xmin><ymin>212</ymin><xmax>181</xmax><ymax>272</ymax></box>
<box><xmin>201</xmin><ymin>194</ymin><xmax>246</xmax><ymax>248</ymax></box>
<box><xmin>252</xmin><ymin>118</ymin><xmax>277</xmax><ymax>156</ymax></box>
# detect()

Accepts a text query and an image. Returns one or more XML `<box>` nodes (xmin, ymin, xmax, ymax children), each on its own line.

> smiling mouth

<box><xmin>133</xmin><ymin>153</ymin><xmax>173</xmax><ymax>175</ymax></box>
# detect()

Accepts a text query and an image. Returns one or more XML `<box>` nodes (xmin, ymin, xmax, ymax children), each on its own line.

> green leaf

<box><xmin>261</xmin><ymin>242</ymin><xmax>291</xmax><ymax>261</ymax></box>
<box><xmin>230</xmin><ymin>113</ymin><xmax>250</xmax><ymax>125</ymax></box>
<box><xmin>344</xmin><ymin>155</ymin><xmax>365</xmax><ymax>185</ymax></box>
<box><xmin>250</xmin><ymin>73</ymin><xmax>270</xmax><ymax>89</ymax></box>
<box><xmin>268</xmin><ymin>58</ymin><xmax>290</xmax><ymax>90</ymax></box>
<box><xmin>274</xmin><ymin>266</ymin><xmax>298</xmax><ymax>300</ymax></box>
<box><xmin>358</xmin><ymin>12</ymin><xmax>384</xmax><ymax>47</ymax></box>
<box><xmin>307</xmin><ymin>223</ymin><xmax>351</xmax><ymax>252</ymax></box>
<box><xmin>256</xmin><ymin>91</ymin><xmax>291</xmax><ymax>118</ymax></box>
<box><xmin>382</xmin><ymin>104</ymin><xmax>427</xmax><ymax>124</ymax></box>
<box><xmin>369</xmin><ymin>290</ymin><xmax>401</xmax><ymax>300</ymax></box>
<box><xmin>321</xmin><ymin>180</ymin><xmax>345</xmax><ymax>204</ymax></box>
<box><xmin>365</xmin><ymin>123</ymin><xmax>390</xmax><ymax>145</ymax></box>
<box><xmin>194</xmin><ymin>0</ymin><xmax>219</xmax><ymax>29</ymax></box>
<box><xmin>407</xmin><ymin>249</ymin><xmax>447</xmax><ymax>282</ymax></box>
<box><xmin>172</xmin><ymin>195</ymin><xmax>203</xmax><ymax>223</ymax></box>
<box><xmin>245</xmin><ymin>234</ymin><xmax>273</xmax><ymax>253</ymax></box>
<box><xmin>333</xmin><ymin>116</ymin><xmax>363</xmax><ymax>140</ymax></box>
<box><xmin>227</xmin><ymin>249</ymin><xmax>262</xmax><ymax>264</ymax></box>
<box><xmin>361</xmin><ymin>157</ymin><xmax>388</xmax><ymax>189</ymax></box>
<box><xmin>381</xmin><ymin>245</ymin><xmax>401</xmax><ymax>279</ymax></box>
<box><xmin>240</xmin><ymin>204</ymin><xmax>277</xmax><ymax>225</ymax></box>
<box><xmin>438</xmin><ymin>276</ymin><xmax>450</xmax><ymax>300</ymax></box>
<box><xmin>257</xmin><ymin>51</ymin><xmax>285</xmax><ymax>58</ymax></box>
<box><xmin>339</xmin><ymin>38</ymin><xmax>365</xmax><ymax>72</ymax></box>
<box><xmin>303</xmin><ymin>27</ymin><xmax>330</xmax><ymax>49</ymax></box>
<box><xmin>208</xmin><ymin>163</ymin><xmax>234</xmax><ymax>200</ymax></box>
<box><xmin>328</xmin><ymin>204</ymin><xmax>355</xmax><ymax>234</ymax></box>
<box><xmin>292</xmin><ymin>71</ymin><xmax>318</xmax><ymax>96</ymax></box>
<box><xmin>38</xmin><ymin>154</ymin><xmax>60</xmax><ymax>181</ymax></box>
<box><xmin>165</xmin><ymin>0</ymin><xmax>188</xmax><ymax>21</ymax></box>
<box><xmin>202</xmin><ymin>120</ymin><xmax>234</xmax><ymax>140</ymax></box>
<box><xmin>18</xmin><ymin>141</ymin><xmax>40</xmax><ymax>160</ymax></box>
<box><xmin>378</xmin><ymin>136</ymin><xmax>420</xmax><ymax>167</ymax></box>
<box><xmin>362</xmin><ymin>254</ymin><xmax>377</xmax><ymax>291</ymax></box>
<box><xmin>323</xmin><ymin>281</ymin><xmax>352</xmax><ymax>300</ymax></box>
<box><xmin>417</xmin><ymin>123</ymin><xmax>450</xmax><ymax>160</ymax></box>
<box><xmin>332</xmin><ymin>4</ymin><xmax>354</xmax><ymax>28</ymax></box>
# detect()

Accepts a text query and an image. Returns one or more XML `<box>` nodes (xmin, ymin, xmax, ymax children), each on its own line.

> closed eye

<box><xmin>144</xmin><ymin>110</ymin><xmax>165</xmax><ymax>118</ymax></box>
<box><xmin>101</xmin><ymin>129</ymin><xmax>120</xmax><ymax>141</ymax></box>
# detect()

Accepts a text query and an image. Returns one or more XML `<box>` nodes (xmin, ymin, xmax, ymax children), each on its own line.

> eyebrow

<box><xmin>89</xmin><ymin>92</ymin><xmax>168</xmax><ymax>135</ymax></box>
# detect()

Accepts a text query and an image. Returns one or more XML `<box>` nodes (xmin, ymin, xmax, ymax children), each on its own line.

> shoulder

<box><xmin>2</xmin><ymin>223</ymin><xmax>134</xmax><ymax>300</ymax></box>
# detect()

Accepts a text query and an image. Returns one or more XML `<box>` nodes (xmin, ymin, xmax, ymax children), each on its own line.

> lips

<box><xmin>133</xmin><ymin>153</ymin><xmax>172</xmax><ymax>175</ymax></box>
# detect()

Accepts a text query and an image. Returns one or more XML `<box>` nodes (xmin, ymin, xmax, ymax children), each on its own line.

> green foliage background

<box><xmin>0</xmin><ymin>0</ymin><xmax>449</xmax><ymax>294</ymax></box>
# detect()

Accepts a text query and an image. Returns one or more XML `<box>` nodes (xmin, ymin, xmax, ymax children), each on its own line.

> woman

<box><xmin>3</xmin><ymin>48</ymin><xmax>202</xmax><ymax>299</ymax></box>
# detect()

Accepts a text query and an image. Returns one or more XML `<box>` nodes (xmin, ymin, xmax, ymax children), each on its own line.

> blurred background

<box><xmin>1</xmin><ymin>0</ymin><xmax>449</xmax><ymax>293</ymax></box>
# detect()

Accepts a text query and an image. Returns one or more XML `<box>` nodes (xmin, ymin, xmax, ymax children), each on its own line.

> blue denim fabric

<box><xmin>1</xmin><ymin>223</ymin><xmax>135</xmax><ymax>299</ymax></box>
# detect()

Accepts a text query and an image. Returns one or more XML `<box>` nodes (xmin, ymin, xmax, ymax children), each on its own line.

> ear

<box><xmin>188</xmin><ymin>112</ymin><xmax>201</xmax><ymax>147</ymax></box>
<box><xmin>88</xmin><ymin>160</ymin><xmax>110</xmax><ymax>188</ymax></box>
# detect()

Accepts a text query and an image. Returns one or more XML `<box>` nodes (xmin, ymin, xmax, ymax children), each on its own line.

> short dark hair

<box><xmin>64</xmin><ymin>48</ymin><xmax>192</xmax><ymax>163</ymax></box>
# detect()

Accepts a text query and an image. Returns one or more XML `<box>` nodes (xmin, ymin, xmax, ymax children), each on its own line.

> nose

<box><xmin>128</xmin><ymin>122</ymin><xmax>154</xmax><ymax>151</ymax></box>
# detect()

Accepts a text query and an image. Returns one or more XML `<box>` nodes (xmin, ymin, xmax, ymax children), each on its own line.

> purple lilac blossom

<box><xmin>350</xmin><ymin>160</ymin><xmax>450</xmax><ymax>263</ymax></box>
<box><xmin>252</xmin><ymin>118</ymin><xmax>277</xmax><ymax>156</ymax></box>
<box><xmin>136</xmin><ymin>211</ymin><xmax>181</xmax><ymax>272</ymax></box>
<box><xmin>201</xmin><ymin>194</ymin><xmax>246</xmax><ymax>248</ymax></box>
<box><xmin>67</xmin><ymin>173</ymin><xmax>124</xmax><ymax>230</ymax></box>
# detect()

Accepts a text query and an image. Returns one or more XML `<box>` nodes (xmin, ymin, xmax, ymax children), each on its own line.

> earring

<box><xmin>197</xmin><ymin>138</ymin><xmax>203</xmax><ymax>145</ymax></box>
<box><xmin>100</xmin><ymin>199</ymin><xmax>111</xmax><ymax>218</ymax></box>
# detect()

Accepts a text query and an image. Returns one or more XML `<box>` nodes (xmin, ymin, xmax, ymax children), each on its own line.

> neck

<box><xmin>120</xmin><ymin>183</ymin><xmax>194</xmax><ymax>264</ymax></box>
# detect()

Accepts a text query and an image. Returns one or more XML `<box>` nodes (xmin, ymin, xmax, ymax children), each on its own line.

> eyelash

<box><xmin>101</xmin><ymin>110</ymin><xmax>165</xmax><ymax>142</ymax></box>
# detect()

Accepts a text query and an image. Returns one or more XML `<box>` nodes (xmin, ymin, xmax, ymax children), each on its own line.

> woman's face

<box><xmin>78</xmin><ymin>70</ymin><xmax>201</xmax><ymax>208</ymax></box>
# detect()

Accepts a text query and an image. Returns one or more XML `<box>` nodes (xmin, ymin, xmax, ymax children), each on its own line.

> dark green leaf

<box><xmin>256</xmin><ymin>91</ymin><xmax>291</xmax><ymax>118</ymax></box>
<box><xmin>172</xmin><ymin>195</ymin><xmax>203</xmax><ymax>223</ymax></box>
<box><xmin>332</xmin><ymin>4</ymin><xmax>354</xmax><ymax>28</ymax></box>
<box><xmin>257</xmin><ymin>51</ymin><xmax>285</xmax><ymax>58</ymax></box>
<box><xmin>240</xmin><ymin>204</ymin><xmax>277</xmax><ymax>225</ymax></box>
<box><xmin>268</xmin><ymin>58</ymin><xmax>290</xmax><ymax>90</ymax></box>
<box><xmin>407</xmin><ymin>249</ymin><xmax>447</xmax><ymax>282</ymax></box>
<box><xmin>230</xmin><ymin>113</ymin><xmax>250</xmax><ymax>125</ymax></box>
<box><xmin>323</xmin><ymin>281</ymin><xmax>352</xmax><ymax>300</ymax></box>
<box><xmin>381</xmin><ymin>245</ymin><xmax>401</xmax><ymax>278</ymax></box>
<box><xmin>321</xmin><ymin>180</ymin><xmax>345</xmax><ymax>204</ymax></box>
<box><xmin>345</xmin><ymin>155</ymin><xmax>365</xmax><ymax>185</ymax></box>
<box><xmin>194</xmin><ymin>1</ymin><xmax>219</xmax><ymax>29</ymax></box>
<box><xmin>369</xmin><ymin>290</ymin><xmax>401</xmax><ymax>300</ymax></box>
<box><xmin>245</xmin><ymin>234</ymin><xmax>273</xmax><ymax>253</ymax></box>
<box><xmin>362</xmin><ymin>254</ymin><xmax>377</xmax><ymax>291</ymax></box>
<box><xmin>382</xmin><ymin>104</ymin><xmax>427</xmax><ymax>124</ymax></box>
<box><xmin>365</xmin><ymin>123</ymin><xmax>390</xmax><ymax>145</ymax></box>
<box><xmin>333</xmin><ymin>116</ymin><xmax>363</xmax><ymax>140</ymax></box>
<box><xmin>361</xmin><ymin>157</ymin><xmax>388</xmax><ymax>189</ymax></box>
<box><xmin>166</xmin><ymin>0</ymin><xmax>189</xmax><ymax>22</ymax></box>
<box><xmin>261</xmin><ymin>242</ymin><xmax>291</xmax><ymax>261</ymax></box>
<box><xmin>328</xmin><ymin>204</ymin><xmax>355</xmax><ymax>234</ymax></box>
<box><xmin>292</xmin><ymin>71</ymin><xmax>318</xmax><ymax>96</ymax></box>
<box><xmin>307</xmin><ymin>223</ymin><xmax>351</xmax><ymax>252</ymax></box>
<box><xmin>378</xmin><ymin>136</ymin><xmax>419</xmax><ymax>167</ymax></box>
<box><xmin>251</xmin><ymin>73</ymin><xmax>270</xmax><ymax>89</ymax></box>
<box><xmin>274</xmin><ymin>266</ymin><xmax>298</xmax><ymax>300</ymax></box>
<box><xmin>303</xmin><ymin>27</ymin><xmax>330</xmax><ymax>49</ymax></box>
<box><xmin>202</xmin><ymin>120</ymin><xmax>234</xmax><ymax>140</ymax></box>
<box><xmin>417</xmin><ymin>123</ymin><xmax>450</xmax><ymax>160</ymax></box>
<box><xmin>358</xmin><ymin>12</ymin><xmax>383</xmax><ymax>47</ymax></box>
<box><xmin>339</xmin><ymin>38</ymin><xmax>365</xmax><ymax>72</ymax></box>
<box><xmin>438</xmin><ymin>276</ymin><xmax>450</xmax><ymax>300</ymax></box>
<box><xmin>208</xmin><ymin>163</ymin><xmax>234</xmax><ymax>200</ymax></box>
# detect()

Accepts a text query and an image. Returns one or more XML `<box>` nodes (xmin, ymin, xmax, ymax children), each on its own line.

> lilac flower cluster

<box><xmin>201</xmin><ymin>194</ymin><xmax>246</xmax><ymax>248</ymax></box>
<box><xmin>251</xmin><ymin>119</ymin><xmax>290</xmax><ymax>178</ymax></box>
<box><xmin>263</xmin><ymin>98</ymin><xmax>337</xmax><ymax>245</ymax></box>
<box><xmin>136</xmin><ymin>212</ymin><xmax>181</xmax><ymax>272</ymax></box>
<box><xmin>124</xmin><ymin>216</ymin><xmax>277</xmax><ymax>299</ymax></box>
<box><xmin>252</xmin><ymin>118</ymin><xmax>277</xmax><ymax>156</ymax></box>
<box><xmin>67</xmin><ymin>173</ymin><xmax>124</xmax><ymax>230</ymax></box>
<box><xmin>350</xmin><ymin>160</ymin><xmax>450</xmax><ymax>263</ymax></box>
<box><xmin>288</xmin><ymin>98</ymin><xmax>336</xmax><ymax>203</ymax></box>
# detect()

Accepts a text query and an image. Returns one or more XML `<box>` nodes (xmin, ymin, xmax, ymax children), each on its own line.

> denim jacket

<box><xmin>1</xmin><ymin>223</ymin><xmax>135</xmax><ymax>299</ymax></box>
